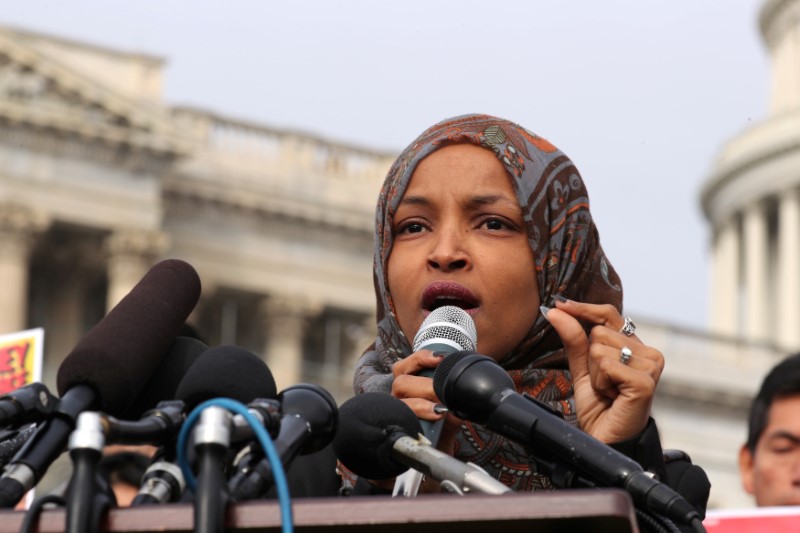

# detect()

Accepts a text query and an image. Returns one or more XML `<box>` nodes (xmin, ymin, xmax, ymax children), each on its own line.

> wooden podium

<box><xmin>0</xmin><ymin>489</ymin><xmax>638</xmax><ymax>532</ymax></box>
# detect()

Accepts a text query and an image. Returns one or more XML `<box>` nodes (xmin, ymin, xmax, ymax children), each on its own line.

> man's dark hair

<box><xmin>746</xmin><ymin>353</ymin><xmax>800</xmax><ymax>452</ymax></box>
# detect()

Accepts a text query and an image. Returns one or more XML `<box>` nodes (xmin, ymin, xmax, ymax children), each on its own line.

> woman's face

<box><xmin>387</xmin><ymin>143</ymin><xmax>541</xmax><ymax>361</ymax></box>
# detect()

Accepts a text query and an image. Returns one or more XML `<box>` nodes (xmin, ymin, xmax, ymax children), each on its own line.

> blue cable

<box><xmin>176</xmin><ymin>398</ymin><xmax>294</xmax><ymax>533</ymax></box>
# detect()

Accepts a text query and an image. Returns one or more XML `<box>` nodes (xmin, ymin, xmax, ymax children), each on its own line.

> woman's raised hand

<box><xmin>542</xmin><ymin>298</ymin><xmax>665</xmax><ymax>443</ymax></box>
<box><xmin>390</xmin><ymin>349</ymin><xmax>461</xmax><ymax>453</ymax></box>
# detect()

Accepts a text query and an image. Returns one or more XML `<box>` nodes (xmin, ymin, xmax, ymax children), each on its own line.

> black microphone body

<box><xmin>0</xmin><ymin>385</ymin><xmax>96</xmax><ymax>507</ymax></box>
<box><xmin>334</xmin><ymin>393</ymin><xmax>510</xmax><ymax>495</ymax></box>
<box><xmin>434</xmin><ymin>353</ymin><xmax>700</xmax><ymax>526</ymax></box>
<box><xmin>0</xmin><ymin>382</ymin><xmax>58</xmax><ymax>428</ymax></box>
<box><xmin>228</xmin><ymin>383</ymin><xmax>338</xmax><ymax>501</ymax></box>
<box><xmin>0</xmin><ymin>423</ymin><xmax>38</xmax><ymax>467</ymax></box>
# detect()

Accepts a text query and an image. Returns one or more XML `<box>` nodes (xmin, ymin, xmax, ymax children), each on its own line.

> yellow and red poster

<box><xmin>0</xmin><ymin>328</ymin><xmax>44</xmax><ymax>395</ymax></box>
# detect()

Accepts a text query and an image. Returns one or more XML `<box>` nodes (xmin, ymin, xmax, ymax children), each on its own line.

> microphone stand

<box><xmin>66</xmin><ymin>412</ymin><xmax>108</xmax><ymax>533</ymax></box>
<box><xmin>193</xmin><ymin>406</ymin><xmax>232</xmax><ymax>533</ymax></box>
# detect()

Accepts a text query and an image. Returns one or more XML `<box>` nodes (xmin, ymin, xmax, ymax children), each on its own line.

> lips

<box><xmin>421</xmin><ymin>281</ymin><xmax>479</xmax><ymax>313</ymax></box>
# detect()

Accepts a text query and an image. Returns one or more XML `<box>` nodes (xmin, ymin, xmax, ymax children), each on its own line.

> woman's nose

<box><xmin>427</xmin><ymin>229</ymin><xmax>469</xmax><ymax>271</ymax></box>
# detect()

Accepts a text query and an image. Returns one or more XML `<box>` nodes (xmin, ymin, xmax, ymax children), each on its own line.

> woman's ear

<box><xmin>738</xmin><ymin>444</ymin><xmax>756</xmax><ymax>495</ymax></box>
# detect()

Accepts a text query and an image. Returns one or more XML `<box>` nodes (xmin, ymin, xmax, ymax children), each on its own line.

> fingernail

<box><xmin>553</xmin><ymin>295</ymin><xmax>568</xmax><ymax>304</ymax></box>
<box><xmin>432</xmin><ymin>351</ymin><xmax>449</xmax><ymax>358</ymax></box>
<box><xmin>433</xmin><ymin>404</ymin><xmax>449</xmax><ymax>414</ymax></box>
<box><xmin>539</xmin><ymin>305</ymin><xmax>551</xmax><ymax>318</ymax></box>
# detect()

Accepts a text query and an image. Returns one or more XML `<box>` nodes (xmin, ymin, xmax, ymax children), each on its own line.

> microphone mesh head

<box><xmin>412</xmin><ymin>306</ymin><xmax>477</xmax><ymax>351</ymax></box>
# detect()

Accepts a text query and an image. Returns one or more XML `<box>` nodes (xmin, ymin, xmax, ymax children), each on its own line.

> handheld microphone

<box><xmin>0</xmin><ymin>259</ymin><xmax>201</xmax><ymax>508</ymax></box>
<box><xmin>334</xmin><ymin>392</ymin><xmax>510</xmax><ymax>495</ymax></box>
<box><xmin>228</xmin><ymin>383</ymin><xmax>338</xmax><ymax>501</ymax></box>
<box><xmin>433</xmin><ymin>352</ymin><xmax>701</xmax><ymax>526</ymax></box>
<box><xmin>394</xmin><ymin>305</ymin><xmax>476</xmax><ymax>497</ymax></box>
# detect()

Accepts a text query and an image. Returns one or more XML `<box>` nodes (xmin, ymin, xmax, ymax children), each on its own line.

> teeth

<box><xmin>432</xmin><ymin>297</ymin><xmax>464</xmax><ymax>311</ymax></box>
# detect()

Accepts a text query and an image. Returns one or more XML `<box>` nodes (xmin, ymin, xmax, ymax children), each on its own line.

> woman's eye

<box><xmin>399</xmin><ymin>222</ymin><xmax>425</xmax><ymax>234</ymax></box>
<box><xmin>484</xmin><ymin>218</ymin><xmax>507</xmax><ymax>231</ymax></box>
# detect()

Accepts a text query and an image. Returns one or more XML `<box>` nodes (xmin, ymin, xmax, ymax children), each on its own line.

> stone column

<box><xmin>777</xmin><ymin>188</ymin><xmax>800</xmax><ymax>350</ymax></box>
<box><xmin>0</xmin><ymin>204</ymin><xmax>48</xmax><ymax>334</ymax></box>
<box><xmin>711</xmin><ymin>217</ymin><xmax>741</xmax><ymax>337</ymax></box>
<box><xmin>743</xmin><ymin>201</ymin><xmax>770</xmax><ymax>343</ymax></box>
<box><xmin>260</xmin><ymin>295</ymin><xmax>322</xmax><ymax>391</ymax></box>
<box><xmin>104</xmin><ymin>229</ymin><xmax>169</xmax><ymax>311</ymax></box>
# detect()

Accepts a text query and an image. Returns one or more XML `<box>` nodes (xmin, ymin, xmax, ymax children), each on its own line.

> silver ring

<box><xmin>620</xmin><ymin>316</ymin><xmax>636</xmax><ymax>336</ymax></box>
<box><xmin>620</xmin><ymin>346</ymin><xmax>633</xmax><ymax>365</ymax></box>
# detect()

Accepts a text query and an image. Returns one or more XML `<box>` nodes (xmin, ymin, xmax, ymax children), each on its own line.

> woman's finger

<box><xmin>392</xmin><ymin>373</ymin><xmax>439</xmax><ymax>402</ymax></box>
<box><xmin>540</xmin><ymin>306</ymin><xmax>591</xmax><ymax>381</ymax></box>
<box><xmin>392</xmin><ymin>349</ymin><xmax>445</xmax><ymax>378</ymax></box>
<box><xmin>553</xmin><ymin>298</ymin><xmax>639</xmax><ymax>342</ymax></box>
<box><xmin>399</xmin><ymin>397</ymin><xmax>444</xmax><ymax>422</ymax></box>
<box><xmin>588</xmin><ymin>326</ymin><xmax>665</xmax><ymax>382</ymax></box>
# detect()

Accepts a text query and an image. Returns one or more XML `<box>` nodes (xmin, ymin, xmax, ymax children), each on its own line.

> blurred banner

<box><xmin>0</xmin><ymin>328</ymin><xmax>43</xmax><ymax>394</ymax></box>
<box><xmin>705</xmin><ymin>506</ymin><xmax>800</xmax><ymax>532</ymax></box>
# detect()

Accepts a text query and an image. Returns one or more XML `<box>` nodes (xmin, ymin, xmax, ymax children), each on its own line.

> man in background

<box><xmin>739</xmin><ymin>353</ymin><xmax>800</xmax><ymax>506</ymax></box>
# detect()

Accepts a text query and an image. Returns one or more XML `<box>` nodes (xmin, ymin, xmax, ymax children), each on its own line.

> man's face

<box><xmin>740</xmin><ymin>395</ymin><xmax>800</xmax><ymax>506</ymax></box>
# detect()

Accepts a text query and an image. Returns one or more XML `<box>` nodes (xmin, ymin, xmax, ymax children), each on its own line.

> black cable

<box><xmin>19</xmin><ymin>494</ymin><xmax>65</xmax><ymax>533</ymax></box>
<box><xmin>689</xmin><ymin>517</ymin><xmax>707</xmax><ymax>533</ymax></box>
<box><xmin>635</xmin><ymin>508</ymin><xmax>683</xmax><ymax>533</ymax></box>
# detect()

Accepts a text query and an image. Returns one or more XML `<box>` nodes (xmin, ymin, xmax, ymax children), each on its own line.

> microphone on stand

<box><xmin>131</xmin><ymin>344</ymin><xmax>278</xmax><ymax>506</ymax></box>
<box><xmin>0</xmin><ymin>259</ymin><xmax>201</xmax><ymax>509</ymax></box>
<box><xmin>433</xmin><ymin>352</ymin><xmax>703</xmax><ymax>528</ymax></box>
<box><xmin>393</xmin><ymin>305</ymin><xmax>476</xmax><ymax>497</ymax></box>
<box><xmin>227</xmin><ymin>383</ymin><xmax>338</xmax><ymax>501</ymax></box>
<box><xmin>0</xmin><ymin>383</ymin><xmax>58</xmax><ymax>429</ymax></box>
<box><xmin>335</xmin><ymin>392</ymin><xmax>509</xmax><ymax>495</ymax></box>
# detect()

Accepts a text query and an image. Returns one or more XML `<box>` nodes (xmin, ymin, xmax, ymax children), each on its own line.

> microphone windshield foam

<box><xmin>56</xmin><ymin>259</ymin><xmax>201</xmax><ymax>415</ymax></box>
<box><xmin>121</xmin><ymin>336</ymin><xmax>208</xmax><ymax>419</ymax></box>
<box><xmin>333</xmin><ymin>392</ymin><xmax>422</xmax><ymax>480</ymax></box>
<box><xmin>175</xmin><ymin>345</ymin><xmax>277</xmax><ymax>408</ymax></box>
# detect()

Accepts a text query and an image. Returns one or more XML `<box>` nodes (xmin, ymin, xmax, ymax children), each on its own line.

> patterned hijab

<box><xmin>352</xmin><ymin>114</ymin><xmax>623</xmax><ymax>491</ymax></box>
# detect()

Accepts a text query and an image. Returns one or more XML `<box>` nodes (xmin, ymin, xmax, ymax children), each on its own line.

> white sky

<box><xmin>0</xmin><ymin>0</ymin><xmax>770</xmax><ymax>330</ymax></box>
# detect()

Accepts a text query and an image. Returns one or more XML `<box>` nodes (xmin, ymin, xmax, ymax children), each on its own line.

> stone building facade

<box><xmin>0</xmin><ymin>25</ymin><xmax>394</xmax><ymax>401</ymax></box>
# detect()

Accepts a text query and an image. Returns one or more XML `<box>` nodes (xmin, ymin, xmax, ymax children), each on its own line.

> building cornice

<box><xmin>700</xmin><ymin>112</ymin><xmax>800</xmax><ymax>223</ymax></box>
<box><xmin>760</xmin><ymin>0</ymin><xmax>800</xmax><ymax>49</ymax></box>
<box><xmin>163</xmin><ymin>183</ymin><xmax>374</xmax><ymax>237</ymax></box>
<box><xmin>0</xmin><ymin>28</ymin><xmax>188</xmax><ymax>158</ymax></box>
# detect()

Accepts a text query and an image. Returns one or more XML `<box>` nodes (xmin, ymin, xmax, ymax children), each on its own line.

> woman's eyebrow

<box><xmin>398</xmin><ymin>195</ymin><xmax>430</xmax><ymax>206</ymax></box>
<box><xmin>765</xmin><ymin>430</ymin><xmax>800</xmax><ymax>444</ymax></box>
<box><xmin>398</xmin><ymin>193</ymin><xmax>517</xmax><ymax>207</ymax></box>
<box><xmin>470</xmin><ymin>194</ymin><xmax>515</xmax><ymax>206</ymax></box>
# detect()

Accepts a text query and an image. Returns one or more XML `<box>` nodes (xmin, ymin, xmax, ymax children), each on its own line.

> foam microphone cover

<box><xmin>121</xmin><ymin>336</ymin><xmax>209</xmax><ymax>419</ymax></box>
<box><xmin>333</xmin><ymin>392</ymin><xmax>423</xmax><ymax>480</ymax></box>
<box><xmin>174</xmin><ymin>345</ymin><xmax>277</xmax><ymax>408</ymax></box>
<box><xmin>56</xmin><ymin>259</ymin><xmax>201</xmax><ymax>416</ymax></box>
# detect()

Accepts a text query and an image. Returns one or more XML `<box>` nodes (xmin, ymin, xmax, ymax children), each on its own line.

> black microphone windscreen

<box><xmin>174</xmin><ymin>345</ymin><xmax>277</xmax><ymax>409</ymax></box>
<box><xmin>121</xmin><ymin>336</ymin><xmax>209</xmax><ymax>419</ymax></box>
<box><xmin>333</xmin><ymin>392</ymin><xmax>422</xmax><ymax>480</ymax></box>
<box><xmin>432</xmin><ymin>350</ymin><xmax>472</xmax><ymax>400</ymax></box>
<box><xmin>56</xmin><ymin>259</ymin><xmax>201</xmax><ymax>415</ymax></box>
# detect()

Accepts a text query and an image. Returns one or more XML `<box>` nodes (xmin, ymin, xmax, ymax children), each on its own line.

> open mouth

<box><xmin>421</xmin><ymin>281</ymin><xmax>479</xmax><ymax>313</ymax></box>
